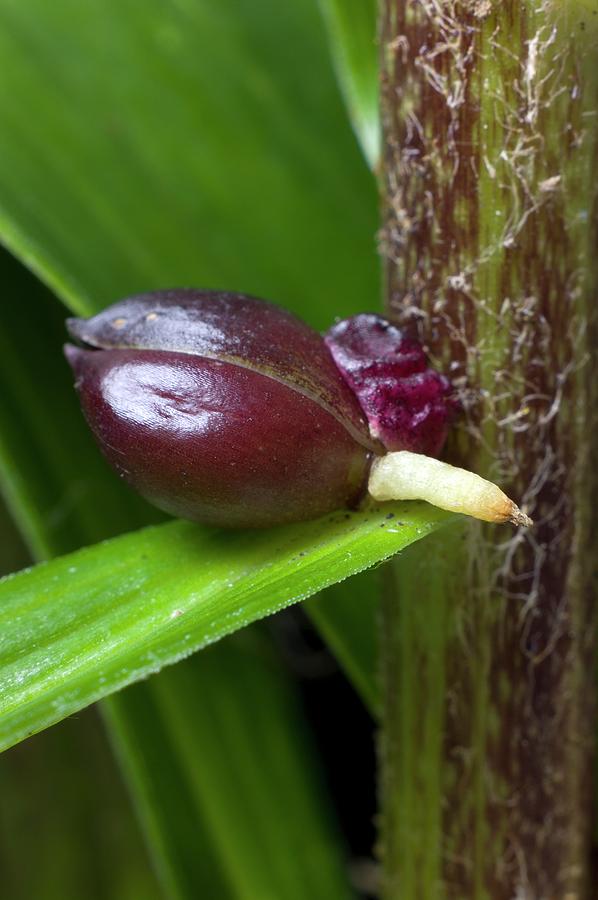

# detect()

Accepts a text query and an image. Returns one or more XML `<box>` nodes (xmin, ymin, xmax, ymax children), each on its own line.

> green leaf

<box><xmin>106</xmin><ymin>634</ymin><xmax>354</xmax><ymax>900</ymax></box>
<box><xmin>102</xmin><ymin>685</ymin><xmax>230</xmax><ymax>900</ymax></box>
<box><xmin>305</xmin><ymin>569</ymin><xmax>381</xmax><ymax>714</ymax></box>
<box><xmin>0</xmin><ymin>707</ymin><xmax>162</xmax><ymax>900</ymax></box>
<box><xmin>0</xmin><ymin>494</ymin><xmax>28</xmax><ymax>576</ymax></box>
<box><xmin>105</xmin><ymin>632</ymin><xmax>354</xmax><ymax>900</ymax></box>
<box><xmin>0</xmin><ymin>504</ymin><xmax>161</xmax><ymax>900</ymax></box>
<box><xmin>0</xmin><ymin>0</ymin><xmax>379</xmax><ymax>329</ymax></box>
<box><xmin>319</xmin><ymin>0</ymin><xmax>379</xmax><ymax>168</ymax></box>
<box><xmin>0</xmin><ymin>503</ymin><xmax>451</xmax><ymax>753</ymax></box>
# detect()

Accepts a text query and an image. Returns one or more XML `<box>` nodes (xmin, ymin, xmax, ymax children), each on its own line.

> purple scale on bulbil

<box><xmin>324</xmin><ymin>314</ymin><xmax>459</xmax><ymax>458</ymax></box>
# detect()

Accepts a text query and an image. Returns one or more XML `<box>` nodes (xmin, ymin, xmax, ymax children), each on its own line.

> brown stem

<box><xmin>379</xmin><ymin>2</ymin><xmax>598</xmax><ymax>896</ymax></box>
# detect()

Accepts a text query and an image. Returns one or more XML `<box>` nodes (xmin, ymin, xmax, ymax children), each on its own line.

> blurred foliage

<box><xmin>0</xmin><ymin>710</ymin><xmax>163</xmax><ymax>900</ymax></box>
<box><xmin>0</xmin><ymin>0</ymin><xmax>380</xmax><ymax>327</ymax></box>
<box><xmin>0</xmin><ymin>0</ymin><xmax>388</xmax><ymax>896</ymax></box>
<box><xmin>0</xmin><ymin>499</ymin><xmax>161</xmax><ymax>900</ymax></box>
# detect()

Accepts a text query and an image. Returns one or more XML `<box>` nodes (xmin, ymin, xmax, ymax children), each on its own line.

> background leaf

<box><xmin>0</xmin><ymin>0</ymin><xmax>379</xmax><ymax>326</ymax></box>
<box><xmin>0</xmin><ymin>250</ymin><xmax>162</xmax><ymax>561</ymax></box>
<box><xmin>305</xmin><ymin>569</ymin><xmax>380</xmax><ymax>714</ymax></box>
<box><xmin>105</xmin><ymin>632</ymin><xmax>354</xmax><ymax>900</ymax></box>
<box><xmin>0</xmin><ymin>705</ymin><xmax>163</xmax><ymax>900</ymax></box>
<box><xmin>319</xmin><ymin>0</ymin><xmax>380</xmax><ymax>168</ymax></box>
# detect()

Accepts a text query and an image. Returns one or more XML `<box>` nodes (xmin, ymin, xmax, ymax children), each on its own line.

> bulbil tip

<box><xmin>508</xmin><ymin>506</ymin><xmax>533</xmax><ymax>528</ymax></box>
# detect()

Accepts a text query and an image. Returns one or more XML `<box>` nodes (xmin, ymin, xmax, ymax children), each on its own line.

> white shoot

<box><xmin>368</xmin><ymin>451</ymin><xmax>532</xmax><ymax>527</ymax></box>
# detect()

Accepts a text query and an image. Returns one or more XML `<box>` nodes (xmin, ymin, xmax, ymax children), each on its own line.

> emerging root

<box><xmin>368</xmin><ymin>451</ymin><xmax>533</xmax><ymax>527</ymax></box>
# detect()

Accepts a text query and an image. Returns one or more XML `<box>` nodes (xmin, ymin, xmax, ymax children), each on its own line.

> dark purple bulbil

<box><xmin>325</xmin><ymin>314</ymin><xmax>459</xmax><ymax>458</ymax></box>
<box><xmin>65</xmin><ymin>290</ymin><xmax>457</xmax><ymax>527</ymax></box>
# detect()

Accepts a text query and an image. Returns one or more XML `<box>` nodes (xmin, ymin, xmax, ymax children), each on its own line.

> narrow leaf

<box><xmin>105</xmin><ymin>633</ymin><xmax>353</xmax><ymax>900</ymax></box>
<box><xmin>110</xmin><ymin>633</ymin><xmax>354</xmax><ymax>900</ymax></box>
<box><xmin>319</xmin><ymin>0</ymin><xmax>379</xmax><ymax>168</ymax></box>
<box><xmin>0</xmin><ymin>503</ymin><xmax>451</xmax><ymax>752</ymax></box>
<box><xmin>101</xmin><ymin>687</ymin><xmax>230</xmax><ymax>900</ymax></box>
<box><xmin>305</xmin><ymin>570</ymin><xmax>380</xmax><ymax>714</ymax></box>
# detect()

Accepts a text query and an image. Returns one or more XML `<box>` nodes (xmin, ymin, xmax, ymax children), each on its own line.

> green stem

<box><xmin>379</xmin><ymin>2</ymin><xmax>598</xmax><ymax>896</ymax></box>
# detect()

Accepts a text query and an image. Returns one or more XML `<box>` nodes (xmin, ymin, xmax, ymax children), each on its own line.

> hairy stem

<box><xmin>379</xmin><ymin>2</ymin><xmax>598</xmax><ymax>897</ymax></box>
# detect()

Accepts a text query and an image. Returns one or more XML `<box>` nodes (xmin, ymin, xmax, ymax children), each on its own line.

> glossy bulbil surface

<box><xmin>67</xmin><ymin>290</ymin><xmax>378</xmax><ymax>451</ymax></box>
<box><xmin>324</xmin><ymin>314</ymin><xmax>458</xmax><ymax>457</ymax></box>
<box><xmin>65</xmin><ymin>291</ymin><xmax>373</xmax><ymax>527</ymax></box>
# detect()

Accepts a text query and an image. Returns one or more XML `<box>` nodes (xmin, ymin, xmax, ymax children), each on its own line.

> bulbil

<box><xmin>65</xmin><ymin>290</ymin><xmax>530</xmax><ymax>528</ymax></box>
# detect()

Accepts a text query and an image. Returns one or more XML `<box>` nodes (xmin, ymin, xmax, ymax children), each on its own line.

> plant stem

<box><xmin>379</xmin><ymin>2</ymin><xmax>598</xmax><ymax>896</ymax></box>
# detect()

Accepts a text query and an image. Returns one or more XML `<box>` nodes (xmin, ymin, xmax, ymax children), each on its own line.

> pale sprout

<box><xmin>368</xmin><ymin>451</ymin><xmax>532</xmax><ymax>527</ymax></box>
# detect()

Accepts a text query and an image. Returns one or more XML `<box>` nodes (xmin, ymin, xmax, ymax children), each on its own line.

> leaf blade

<box><xmin>305</xmin><ymin>569</ymin><xmax>381</xmax><ymax>714</ymax></box>
<box><xmin>0</xmin><ymin>504</ymin><xmax>452</xmax><ymax>752</ymax></box>
<box><xmin>319</xmin><ymin>0</ymin><xmax>380</xmax><ymax>168</ymax></box>
<box><xmin>145</xmin><ymin>634</ymin><xmax>354</xmax><ymax>900</ymax></box>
